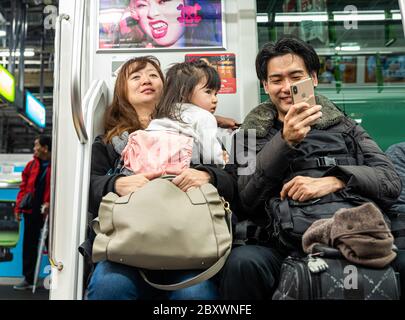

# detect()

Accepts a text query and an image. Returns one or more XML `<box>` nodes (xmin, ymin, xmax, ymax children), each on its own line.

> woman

<box><xmin>119</xmin><ymin>0</ymin><xmax>222</xmax><ymax>48</ymax></box>
<box><xmin>85</xmin><ymin>56</ymin><xmax>237</xmax><ymax>300</ymax></box>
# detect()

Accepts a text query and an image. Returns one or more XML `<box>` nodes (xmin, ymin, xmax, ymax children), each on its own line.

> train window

<box><xmin>256</xmin><ymin>0</ymin><xmax>405</xmax><ymax>150</ymax></box>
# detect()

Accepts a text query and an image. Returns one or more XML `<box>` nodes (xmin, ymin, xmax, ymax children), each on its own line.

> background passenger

<box><xmin>13</xmin><ymin>135</ymin><xmax>52</xmax><ymax>291</ymax></box>
<box><xmin>386</xmin><ymin>142</ymin><xmax>405</xmax><ymax>213</ymax></box>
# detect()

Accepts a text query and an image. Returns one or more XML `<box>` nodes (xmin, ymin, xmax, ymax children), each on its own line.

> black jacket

<box><xmin>386</xmin><ymin>142</ymin><xmax>405</xmax><ymax>213</ymax></box>
<box><xmin>236</xmin><ymin>95</ymin><xmax>401</xmax><ymax>218</ymax></box>
<box><xmin>88</xmin><ymin>135</ymin><xmax>238</xmax><ymax>219</ymax></box>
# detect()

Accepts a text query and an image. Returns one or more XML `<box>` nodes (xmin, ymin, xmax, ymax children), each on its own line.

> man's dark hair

<box><xmin>37</xmin><ymin>135</ymin><xmax>52</xmax><ymax>152</ymax></box>
<box><xmin>255</xmin><ymin>36</ymin><xmax>321</xmax><ymax>81</ymax></box>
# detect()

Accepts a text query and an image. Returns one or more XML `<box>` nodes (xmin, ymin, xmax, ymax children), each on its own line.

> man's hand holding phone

<box><xmin>283</xmin><ymin>100</ymin><xmax>322</xmax><ymax>146</ymax></box>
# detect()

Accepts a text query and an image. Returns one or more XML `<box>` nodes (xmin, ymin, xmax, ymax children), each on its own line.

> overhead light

<box><xmin>333</xmin><ymin>10</ymin><xmax>385</xmax><ymax>21</ymax></box>
<box><xmin>0</xmin><ymin>50</ymin><xmax>35</xmax><ymax>57</ymax></box>
<box><xmin>257</xmin><ymin>14</ymin><xmax>268</xmax><ymax>23</ymax></box>
<box><xmin>391</xmin><ymin>10</ymin><xmax>402</xmax><ymax>20</ymax></box>
<box><xmin>259</xmin><ymin>9</ymin><xmax>401</xmax><ymax>24</ymax></box>
<box><xmin>275</xmin><ymin>12</ymin><xmax>328</xmax><ymax>23</ymax></box>
<box><xmin>335</xmin><ymin>45</ymin><xmax>361</xmax><ymax>51</ymax></box>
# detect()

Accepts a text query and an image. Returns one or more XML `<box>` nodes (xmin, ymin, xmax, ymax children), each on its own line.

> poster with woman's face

<box><xmin>98</xmin><ymin>0</ymin><xmax>225</xmax><ymax>50</ymax></box>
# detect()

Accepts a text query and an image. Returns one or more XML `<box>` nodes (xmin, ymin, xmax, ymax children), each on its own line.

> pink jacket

<box><xmin>122</xmin><ymin>130</ymin><xmax>193</xmax><ymax>175</ymax></box>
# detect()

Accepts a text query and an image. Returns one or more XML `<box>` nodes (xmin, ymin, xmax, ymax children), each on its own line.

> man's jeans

<box><xmin>86</xmin><ymin>260</ymin><xmax>219</xmax><ymax>300</ymax></box>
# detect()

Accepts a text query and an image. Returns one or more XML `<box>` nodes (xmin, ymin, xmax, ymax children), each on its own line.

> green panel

<box><xmin>0</xmin><ymin>65</ymin><xmax>15</xmax><ymax>103</ymax></box>
<box><xmin>318</xmin><ymin>87</ymin><xmax>405</xmax><ymax>151</ymax></box>
<box><xmin>0</xmin><ymin>229</ymin><xmax>20</xmax><ymax>247</ymax></box>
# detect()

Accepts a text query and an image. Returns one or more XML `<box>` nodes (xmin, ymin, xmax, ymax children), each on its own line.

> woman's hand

<box><xmin>280</xmin><ymin>176</ymin><xmax>346</xmax><ymax>202</ymax></box>
<box><xmin>172</xmin><ymin>169</ymin><xmax>211</xmax><ymax>192</ymax></box>
<box><xmin>114</xmin><ymin>171</ymin><xmax>162</xmax><ymax>196</ymax></box>
<box><xmin>215</xmin><ymin>115</ymin><xmax>241</xmax><ymax>130</ymax></box>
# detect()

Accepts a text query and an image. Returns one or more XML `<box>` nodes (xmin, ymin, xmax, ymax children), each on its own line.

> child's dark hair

<box><xmin>155</xmin><ymin>60</ymin><xmax>221</xmax><ymax>121</ymax></box>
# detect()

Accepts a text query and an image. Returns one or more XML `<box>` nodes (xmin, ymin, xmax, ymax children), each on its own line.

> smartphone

<box><xmin>290</xmin><ymin>77</ymin><xmax>316</xmax><ymax>107</ymax></box>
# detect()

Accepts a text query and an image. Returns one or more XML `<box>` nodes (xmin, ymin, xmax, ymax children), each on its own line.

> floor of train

<box><xmin>0</xmin><ymin>278</ymin><xmax>48</xmax><ymax>300</ymax></box>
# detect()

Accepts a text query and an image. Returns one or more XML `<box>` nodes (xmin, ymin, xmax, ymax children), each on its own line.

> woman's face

<box><xmin>131</xmin><ymin>0</ymin><xmax>185</xmax><ymax>47</ymax></box>
<box><xmin>126</xmin><ymin>62</ymin><xmax>164</xmax><ymax>109</ymax></box>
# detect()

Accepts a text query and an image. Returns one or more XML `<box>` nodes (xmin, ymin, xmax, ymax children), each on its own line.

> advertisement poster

<box><xmin>318</xmin><ymin>56</ymin><xmax>357</xmax><ymax>84</ymax></box>
<box><xmin>365</xmin><ymin>55</ymin><xmax>405</xmax><ymax>83</ymax></box>
<box><xmin>185</xmin><ymin>53</ymin><xmax>236</xmax><ymax>94</ymax></box>
<box><xmin>98</xmin><ymin>0</ymin><xmax>225</xmax><ymax>50</ymax></box>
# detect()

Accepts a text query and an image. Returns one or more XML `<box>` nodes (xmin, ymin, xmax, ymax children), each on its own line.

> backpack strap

<box><xmin>290</xmin><ymin>156</ymin><xmax>357</xmax><ymax>172</ymax></box>
<box><xmin>233</xmin><ymin>219</ymin><xmax>271</xmax><ymax>246</ymax></box>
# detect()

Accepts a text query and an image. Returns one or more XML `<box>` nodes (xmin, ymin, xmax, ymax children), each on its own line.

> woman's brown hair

<box><xmin>103</xmin><ymin>56</ymin><xmax>164</xmax><ymax>143</ymax></box>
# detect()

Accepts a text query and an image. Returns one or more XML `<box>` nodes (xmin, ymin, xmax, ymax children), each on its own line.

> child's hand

<box><xmin>223</xmin><ymin>151</ymin><xmax>230</xmax><ymax>164</ymax></box>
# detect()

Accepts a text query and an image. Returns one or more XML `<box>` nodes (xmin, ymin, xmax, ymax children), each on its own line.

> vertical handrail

<box><xmin>70</xmin><ymin>0</ymin><xmax>88</xmax><ymax>144</ymax></box>
<box><xmin>49</xmin><ymin>13</ymin><xmax>69</xmax><ymax>272</ymax></box>
<box><xmin>399</xmin><ymin>0</ymin><xmax>405</xmax><ymax>38</ymax></box>
<box><xmin>75</xmin><ymin>80</ymin><xmax>109</xmax><ymax>299</ymax></box>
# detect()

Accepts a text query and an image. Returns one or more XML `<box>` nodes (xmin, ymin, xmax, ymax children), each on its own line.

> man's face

<box><xmin>33</xmin><ymin>139</ymin><xmax>48</xmax><ymax>159</ymax></box>
<box><xmin>263</xmin><ymin>54</ymin><xmax>318</xmax><ymax>120</ymax></box>
<box><xmin>132</xmin><ymin>0</ymin><xmax>185</xmax><ymax>47</ymax></box>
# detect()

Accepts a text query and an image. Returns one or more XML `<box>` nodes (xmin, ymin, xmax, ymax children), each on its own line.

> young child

<box><xmin>121</xmin><ymin>60</ymin><xmax>225</xmax><ymax>176</ymax></box>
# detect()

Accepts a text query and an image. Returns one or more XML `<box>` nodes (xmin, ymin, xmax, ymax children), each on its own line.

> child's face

<box><xmin>190</xmin><ymin>79</ymin><xmax>218</xmax><ymax>114</ymax></box>
<box><xmin>132</xmin><ymin>0</ymin><xmax>185</xmax><ymax>47</ymax></box>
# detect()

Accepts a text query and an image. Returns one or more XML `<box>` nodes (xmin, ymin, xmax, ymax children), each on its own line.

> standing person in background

<box><xmin>13</xmin><ymin>135</ymin><xmax>52</xmax><ymax>290</ymax></box>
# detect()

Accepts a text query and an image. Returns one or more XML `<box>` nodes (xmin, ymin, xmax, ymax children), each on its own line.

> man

<box><xmin>220</xmin><ymin>37</ymin><xmax>404</xmax><ymax>299</ymax></box>
<box><xmin>386</xmin><ymin>142</ymin><xmax>405</xmax><ymax>213</ymax></box>
<box><xmin>13</xmin><ymin>135</ymin><xmax>52</xmax><ymax>290</ymax></box>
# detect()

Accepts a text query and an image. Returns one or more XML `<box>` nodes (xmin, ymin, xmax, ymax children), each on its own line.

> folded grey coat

<box><xmin>302</xmin><ymin>202</ymin><xmax>396</xmax><ymax>268</ymax></box>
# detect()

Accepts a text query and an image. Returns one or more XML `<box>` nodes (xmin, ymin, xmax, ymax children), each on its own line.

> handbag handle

<box><xmin>139</xmin><ymin>207</ymin><xmax>233</xmax><ymax>291</ymax></box>
<box><xmin>139</xmin><ymin>246</ymin><xmax>231</xmax><ymax>291</ymax></box>
<box><xmin>160</xmin><ymin>175</ymin><xmax>177</xmax><ymax>181</ymax></box>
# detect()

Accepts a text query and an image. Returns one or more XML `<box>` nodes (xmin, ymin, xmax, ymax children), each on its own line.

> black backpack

<box><xmin>266</xmin><ymin>125</ymin><xmax>379</xmax><ymax>252</ymax></box>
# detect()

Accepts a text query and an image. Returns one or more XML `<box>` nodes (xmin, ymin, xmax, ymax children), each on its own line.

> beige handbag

<box><xmin>92</xmin><ymin>177</ymin><xmax>232</xmax><ymax>290</ymax></box>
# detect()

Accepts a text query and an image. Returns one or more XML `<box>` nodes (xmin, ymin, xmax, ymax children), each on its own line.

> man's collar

<box><xmin>241</xmin><ymin>94</ymin><xmax>345</xmax><ymax>138</ymax></box>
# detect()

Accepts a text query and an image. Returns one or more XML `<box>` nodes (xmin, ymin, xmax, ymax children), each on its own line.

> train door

<box><xmin>50</xmin><ymin>0</ymin><xmax>259</xmax><ymax>299</ymax></box>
